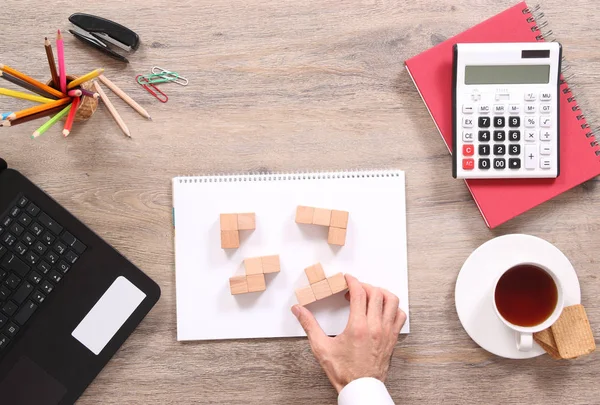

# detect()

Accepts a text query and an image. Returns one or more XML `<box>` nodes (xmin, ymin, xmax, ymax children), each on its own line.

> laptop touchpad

<box><xmin>72</xmin><ymin>276</ymin><xmax>146</xmax><ymax>355</ymax></box>
<box><xmin>0</xmin><ymin>356</ymin><xmax>67</xmax><ymax>405</ymax></box>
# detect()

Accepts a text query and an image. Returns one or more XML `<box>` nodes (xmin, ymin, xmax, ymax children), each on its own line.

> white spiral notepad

<box><xmin>173</xmin><ymin>171</ymin><xmax>410</xmax><ymax>341</ymax></box>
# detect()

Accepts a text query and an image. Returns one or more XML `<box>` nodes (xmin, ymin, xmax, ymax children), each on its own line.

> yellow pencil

<box><xmin>0</xmin><ymin>87</ymin><xmax>54</xmax><ymax>104</ymax></box>
<box><xmin>67</xmin><ymin>68</ymin><xmax>105</xmax><ymax>89</ymax></box>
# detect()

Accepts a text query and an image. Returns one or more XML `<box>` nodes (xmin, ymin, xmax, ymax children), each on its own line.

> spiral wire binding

<box><xmin>524</xmin><ymin>4</ymin><xmax>600</xmax><ymax>155</ymax></box>
<box><xmin>175</xmin><ymin>170</ymin><xmax>403</xmax><ymax>184</ymax></box>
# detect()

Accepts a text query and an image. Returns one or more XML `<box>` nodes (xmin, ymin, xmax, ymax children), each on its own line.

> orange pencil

<box><xmin>62</xmin><ymin>97</ymin><xmax>79</xmax><ymax>137</ymax></box>
<box><xmin>6</xmin><ymin>98</ymin><xmax>70</xmax><ymax>120</ymax></box>
<box><xmin>0</xmin><ymin>63</ymin><xmax>65</xmax><ymax>99</ymax></box>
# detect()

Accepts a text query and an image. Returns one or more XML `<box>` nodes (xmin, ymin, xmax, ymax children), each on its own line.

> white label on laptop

<box><xmin>72</xmin><ymin>276</ymin><xmax>146</xmax><ymax>355</ymax></box>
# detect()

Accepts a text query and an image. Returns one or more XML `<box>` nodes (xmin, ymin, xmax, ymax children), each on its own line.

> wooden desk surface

<box><xmin>1</xmin><ymin>0</ymin><xmax>599</xmax><ymax>403</ymax></box>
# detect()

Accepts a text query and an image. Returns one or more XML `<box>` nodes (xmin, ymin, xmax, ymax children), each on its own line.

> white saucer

<box><xmin>455</xmin><ymin>234</ymin><xmax>581</xmax><ymax>359</ymax></box>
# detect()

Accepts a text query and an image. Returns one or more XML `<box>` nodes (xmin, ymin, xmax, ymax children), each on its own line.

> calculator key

<box><xmin>525</xmin><ymin>92</ymin><xmax>536</xmax><ymax>101</ymax></box>
<box><xmin>471</xmin><ymin>90</ymin><xmax>481</xmax><ymax>102</ymax></box>
<box><xmin>57</xmin><ymin>261</ymin><xmax>70</xmax><ymax>274</ymax></box>
<box><xmin>508</xmin><ymin>116</ymin><xmax>520</xmax><ymax>128</ymax></box>
<box><xmin>478</xmin><ymin>130</ymin><xmax>490</xmax><ymax>142</ymax></box>
<box><xmin>0</xmin><ymin>287</ymin><xmax>9</xmax><ymax>301</ymax></box>
<box><xmin>525</xmin><ymin>117</ymin><xmax>537</xmax><ymax>128</ymax></box>
<box><xmin>462</xmin><ymin>105</ymin><xmax>474</xmax><ymax>114</ymax></box>
<box><xmin>509</xmin><ymin>144</ymin><xmax>521</xmax><ymax>156</ymax></box>
<box><xmin>494</xmin><ymin>105</ymin><xmax>505</xmax><ymax>114</ymax></box>
<box><xmin>60</xmin><ymin>232</ymin><xmax>76</xmax><ymax>246</ymax></box>
<box><xmin>462</xmin><ymin>145</ymin><xmax>474</xmax><ymax>156</ymax></box>
<box><xmin>526</xmin><ymin>130</ymin><xmax>537</xmax><ymax>142</ymax></box>
<box><xmin>540</xmin><ymin>158</ymin><xmax>552</xmax><ymax>169</ymax></box>
<box><xmin>493</xmin><ymin>131</ymin><xmax>506</xmax><ymax>142</ymax></box>
<box><xmin>493</xmin><ymin>117</ymin><xmax>505</xmax><ymax>128</ymax></box>
<box><xmin>65</xmin><ymin>251</ymin><xmax>79</xmax><ymax>264</ymax></box>
<box><xmin>14</xmin><ymin>301</ymin><xmax>37</xmax><ymax>326</ymax></box>
<box><xmin>463</xmin><ymin>117</ymin><xmax>474</xmax><ymax>128</ymax></box>
<box><xmin>33</xmin><ymin>241</ymin><xmax>47</xmax><ymax>255</ymax></box>
<box><xmin>2</xmin><ymin>233</ymin><xmax>16</xmax><ymax>247</ymax></box>
<box><xmin>508</xmin><ymin>104</ymin><xmax>520</xmax><ymax>114</ymax></box>
<box><xmin>12</xmin><ymin>282</ymin><xmax>33</xmax><ymax>305</ymax></box>
<box><xmin>540</xmin><ymin>129</ymin><xmax>552</xmax><ymax>141</ymax></box>
<box><xmin>525</xmin><ymin>104</ymin><xmax>536</xmax><ymax>114</ymax></box>
<box><xmin>509</xmin><ymin>158</ymin><xmax>521</xmax><ymax>169</ymax></box>
<box><xmin>540</xmin><ymin>103</ymin><xmax>552</xmax><ymax>114</ymax></box>
<box><xmin>2</xmin><ymin>301</ymin><xmax>18</xmax><ymax>316</ymax></box>
<box><xmin>477</xmin><ymin>117</ymin><xmax>490</xmax><ymax>128</ymax></box>
<box><xmin>493</xmin><ymin>158</ymin><xmax>506</xmax><ymax>170</ymax></box>
<box><xmin>540</xmin><ymin>92</ymin><xmax>552</xmax><ymax>101</ymax></box>
<box><xmin>17</xmin><ymin>197</ymin><xmax>28</xmax><ymax>208</ymax></box>
<box><xmin>32</xmin><ymin>291</ymin><xmax>45</xmax><ymax>305</ymax></box>
<box><xmin>45</xmin><ymin>251</ymin><xmax>59</xmax><ymax>265</ymax></box>
<box><xmin>462</xmin><ymin>159</ymin><xmax>475</xmax><ymax>170</ymax></box>
<box><xmin>30</xmin><ymin>223</ymin><xmax>44</xmax><ymax>236</ymax></box>
<box><xmin>540</xmin><ymin>117</ymin><xmax>552</xmax><ymax>127</ymax></box>
<box><xmin>25</xmin><ymin>203</ymin><xmax>40</xmax><ymax>217</ymax></box>
<box><xmin>478</xmin><ymin>144</ymin><xmax>490</xmax><ymax>156</ymax></box>
<box><xmin>71</xmin><ymin>240</ymin><xmax>86</xmax><ymax>255</ymax></box>
<box><xmin>1</xmin><ymin>217</ymin><xmax>11</xmax><ymax>228</ymax></box>
<box><xmin>40</xmin><ymin>280</ymin><xmax>54</xmax><ymax>294</ymax></box>
<box><xmin>4</xmin><ymin>322</ymin><xmax>19</xmax><ymax>338</ymax></box>
<box><xmin>49</xmin><ymin>271</ymin><xmax>62</xmax><ymax>284</ymax></box>
<box><xmin>4</xmin><ymin>274</ymin><xmax>20</xmax><ymax>290</ymax></box>
<box><xmin>9</xmin><ymin>223</ymin><xmax>24</xmax><ymax>237</ymax></box>
<box><xmin>38</xmin><ymin>213</ymin><xmax>63</xmax><ymax>236</ymax></box>
<box><xmin>0</xmin><ymin>334</ymin><xmax>9</xmax><ymax>349</ymax></box>
<box><xmin>525</xmin><ymin>145</ymin><xmax>538</xmax><ymax>169</ymax></box>
<box><xmin>42</xmin><ymin>232</ymin><xmax>55</xmax><ymax>246</ymax></box>
<box><xmin>18</xmin><ymin>214</ymin><xmax>32</xmax><ymax>227</ymax></box>
<box><xmin>24</xmin><ymin>252</ymin><xmax>39</xmax><ymax>266</ymax></box>
<box><xmin>479</xmin><ymin>104</ymin><xmax>491</xmax><ymax>114</ymax></box>
<box><xmin>10</xmin><ymin>207</ymin><xmax>20</xmax><ymax>218</ymax></box>
<box><xmin>462</xmin><ymin>131</ymin><xmax>474</xmax><ymax>142</ymax></box>
<box><xmin>37</xmin><ymin>261</ymin><xmax>51</xmax><ymax>274</ymax></box>
<box><xmin>21</xmin><ymin>233</ymin><xmax>34</xmax><ymax>247</ymax></box>
<box><xmin>14</xmin><ymin>243</ymin><xmax>27</xmax><ymax>256</ymax></box>
<box><xmin>28</xmin><ymin>271</ymin><xmax>42</xmax><ymax>285</ymax></box>
<box><xmin>53</xmin><ymin>241</ymin><xmax>67</xmax><ymax>255</ymax></box>
<box><xmin>540</xmin><ymin>144</ymin><xmax>552</xmax><ymax>155</ymax></box>
<box><xmin>493</xmin><ymin>144</ymin><xmax>506</xmax><ymax>156</ymax></box>
<box><xmin>508</xmin><ymin>130</ymin><xmax>520</xmax><ymax>141</ymax></box>
<box><xmin>478</xmin><ymin>159</ymin><xmax>490</xmax><ymax>170</ymax></box>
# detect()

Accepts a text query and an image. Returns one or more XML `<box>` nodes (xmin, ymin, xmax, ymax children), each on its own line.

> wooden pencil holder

<box><xmin>47</xmin><ymin>75</ymin><xmax>98</xmax><ymax>122</ymax></box>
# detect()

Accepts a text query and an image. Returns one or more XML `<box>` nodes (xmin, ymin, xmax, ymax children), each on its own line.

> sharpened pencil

<box><xmin>67</xmin><ymin>89</ymin><xmax>82</xmax><ymax>97</ymax></box>
<box><xmin>93</xmin><ymin>81</ymin><xmax>131</xmax><ymax>138</ymax></box>
<box><xmin>67</xmin><ymin>68</ymin><xmax>104</xmax><ymax>90</ymax></box>
<box><xmin>80</xmin><ymin>88</ymin><xmax>99</xmax><ymax>99</ymax></box>
<box><xmin>57</xmin><ymin>30</ymin><xmax>67</xmax><ymax>94</ymax></box>
<box><xmin>6</xmin><ymin>98</ymin><xmax>70</xmax><ymax>121</ymax></box>
<box><xmin>32</xmin><ymin>104</ymin><xmax>71</xmax><ymax>138</ymax></box>
<box><xmin>62</xmin><ymin>96</ymin><xmax>79</xmax><ymax>137</ymax></box>
<box><xmin>0</xmin><ymin>63</ymin><xmax>65</xmax><ymax>99</ymax></box>
<box><xmin>98</xmin><ymin>75</ymin><xmax>151</xmax><ymax>120</ymax></box>
<box><xmin>1</xmin><ymin>105</ymin><xmax>66</xmax><ymax>127</ymax></box>
<box><xmin>0</xmin><ymin>70</ymin><xmax>60</xmax><ymax>100</ymax></box>
<box><xmin>0</xmin><ymin>87</ymin><xmax>54</xmax><ymax>103</ymax></box>
<box><xmin>44</xmin><ymin>37</ymin><xmax>60</xmax><ymax>89</ymax></box>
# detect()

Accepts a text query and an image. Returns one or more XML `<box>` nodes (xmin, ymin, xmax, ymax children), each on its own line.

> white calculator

<box><xmin>453</xmin><ymin>42</ymin><xmax>562</xmax><ymax>179</ymax></box>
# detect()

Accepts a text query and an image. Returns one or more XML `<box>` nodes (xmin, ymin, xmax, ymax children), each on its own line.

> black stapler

<box><xmin>68</xmin><ymin>13</ymin><xmax>140</xmax><ymax>63</ymax></box>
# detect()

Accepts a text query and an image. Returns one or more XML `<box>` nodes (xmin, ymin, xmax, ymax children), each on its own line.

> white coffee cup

<box><xmin>492</xmin><ymin>263</ymin><xmax>564</xmax><ymax>352</ymax></box>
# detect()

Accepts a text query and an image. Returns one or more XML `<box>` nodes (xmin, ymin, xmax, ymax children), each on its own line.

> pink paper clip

<box><xmin>136</xmin><ymin>75</ymin><xmax>168</xmax><ymax>103</ymax></box>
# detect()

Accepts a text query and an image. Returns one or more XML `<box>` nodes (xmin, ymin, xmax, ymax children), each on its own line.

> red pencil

<box><xmin>62</xmin><ymin>97</ymin><xmax>79</xmax><ymax>137</ymax></box>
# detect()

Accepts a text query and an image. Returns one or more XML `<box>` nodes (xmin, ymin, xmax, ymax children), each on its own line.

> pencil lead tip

<box><xmin>62</xmin><ymin>129</ymin><xmax>70</xmax><ymax>137</ymax></box>
<box><xmin>32</xmin><ymin>132</ymin><xmax>39</xmax><ymax>139</ymax></box>
<box><xmin>148</xmin><ymin>116</ymin><xmax>153</xmax><ymax>121</ymax></box>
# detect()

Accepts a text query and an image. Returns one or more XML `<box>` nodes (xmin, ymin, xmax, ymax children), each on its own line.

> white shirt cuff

<box><xmin>337</xmin><ymin>377</ymin><xmax>395</xmax><ymax>405</ymax></box>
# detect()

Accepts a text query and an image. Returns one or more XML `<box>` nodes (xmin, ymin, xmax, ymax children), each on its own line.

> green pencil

<box><xmin>31</xmin><ymin>103</ymin><xmax>72</xmax><ymax>139</ymax></box>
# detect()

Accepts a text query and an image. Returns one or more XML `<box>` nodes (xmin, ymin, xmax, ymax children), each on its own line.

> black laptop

<box><xmin>0</xmin><ymin>158</ymin><xmax>161</xmax><ymax>404</ymax></box>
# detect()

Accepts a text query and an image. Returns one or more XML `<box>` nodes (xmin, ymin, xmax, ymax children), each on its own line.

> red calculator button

<box><xmin>463</xmin><ymin>145</ymin><xmax>474</xmax><ymax>156</ymax></box>
<box><xmin>462</xmin><ymin>158</ymin><xmax>475</xmax><ymax>170</ymax></box>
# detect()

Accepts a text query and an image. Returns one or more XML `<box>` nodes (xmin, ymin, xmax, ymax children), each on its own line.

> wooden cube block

<box><xmin>261</xmin><ymin>255</ymin><xmax>280</xmax><ymax>274</ymax></box>
<box><xmin>330</xmin><ymin>210</ymin><xmax>349</xmax><ymax>229</ymax></box>
<box><xmin>328</xmin><ymin>227</ymin><xmax>347</xmax><ymax>246</ymax></box>
<box><xmin>220</xmin><ymin>214</ymin><xmax>238</xmax><ymax>231</ymax></box>
<box><xmin>221</xmin><ymin>230</ymin><xmax>240</xmax><ymax>249</ymax></box>
<box><xmin>327</xmin><ymin>273</ymin><xmax>348</xmax><ymax>294</ymax></box>
<box><xmin>247</xmin><ymin>274</ymin><xmax>266</xmax><ymax>292</ymax></box>
<box><xmin>244</xmin><ymin>257</ymin><xmax>264</xmax><ymax>275</ymax></box>
<box><xmin>305</xmin><ymin>263</ymin><xmax>326</xmax><ymax>284</ymax></box>
<box><xmin>311</xmin><ymin>279</ymin><xmax>333</xmax><ymax>300</ymax></box>
<box><xmin>229</xmin><ymin>276</ymin><xmax>249</xmax><ymax>295</ymax></box>
<box><xmin>312</xmin><ymin>208</ymin><xmax>332</xmax><ymax>226</ymax></box>
<box><xmin>237</xmin><ymin>213</ymin><xmax>256</xmax><ymax>230</ymax></box>
<box><xmin>295</xmin><ymin>206</ymin><xmax>314</xmax><ymax>224</ymax></box>
<box><xmin>295</xmin><ymin>286</ymin><xmax>316</xmax><ymax>306</ymax></box>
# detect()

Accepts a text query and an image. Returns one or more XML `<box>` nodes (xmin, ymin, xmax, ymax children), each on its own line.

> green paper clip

<box><xmin>136</xmin><ymin>72</ymin><xmax>180</xmax><ymax>85</ymax></box>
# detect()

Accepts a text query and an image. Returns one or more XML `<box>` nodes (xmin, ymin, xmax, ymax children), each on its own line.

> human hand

<box><xmin>291</xmin><ymin>274</ymin><xmax>406</xmax><ymax>393</ymax></box>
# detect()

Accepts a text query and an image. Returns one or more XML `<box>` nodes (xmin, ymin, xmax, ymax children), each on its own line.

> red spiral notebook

<box><xmin>405</xmin><ymin>2</ymin><xmax>600</xmax><ymax>228</ymax></box>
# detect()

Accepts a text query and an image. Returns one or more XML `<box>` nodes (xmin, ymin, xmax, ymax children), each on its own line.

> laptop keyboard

<box><xmin>0</xmin><ymin>194</ymin><xmax>87</xmax><ymax>352</ymax></box>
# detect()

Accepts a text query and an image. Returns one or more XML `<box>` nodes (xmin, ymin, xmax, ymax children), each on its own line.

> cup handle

<box><xmin>516</xmin><ymin>332</ymin><xmax>533</xmax><ymax>352</ymax></box>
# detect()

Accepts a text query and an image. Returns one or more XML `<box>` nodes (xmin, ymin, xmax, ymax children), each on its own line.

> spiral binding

<box><xmin>175</xmin><ymin>170</ymin><xmax>403</xmax><ymax>184</ymax></box>
<box><xmin>523</xmin><ymin>5</ymin><xmax>600</xmax><ymax>155</ymax></box>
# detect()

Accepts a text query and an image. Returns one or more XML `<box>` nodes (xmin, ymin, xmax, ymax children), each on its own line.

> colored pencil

<box><xmin>0</xmin><ymin>71</ymin><xmax>59</xmax><ymax>100</ymax></box>
<box><xmin>0</xmin><ymin>88</ymin><xmax>54</xmax><ymax>103</ymax></box>
<box><xmin>44</xmin><ymin>37</ymin><xmax>60</xmax><ymax>89</ymax></box>
<box><xmin>80</xmin><ymin>88</ymin><xmax>99</xmax><ymax>99</ymax></box>
<box><xmin>98</xmin><ymin>75</ymin><xmax>152</xmax><ymax>120</ymax></box>
<box><xmin>67</xmin><ymin>89</ymin><xmax>82</xmax><ymax>97</ymax></box>
<box><xmin>32</xmin><ymin>104</ymin><xmax>72</xmax><ymax>138</ymax></box>
<box><xmin>0</xmin><ymin>63</ymin><xmax>65</xmax><ymax>99</ymax></box>
<box><xmin>6</xmin><ymin>98</ymin><xmax>70</xmax><ymax>121</ymax></box>
<box><xmin>67</xmin><ymin>68</ymin><xmax>104</xmax><ymax>90</ymax></box>
<box><xmin>0</xmin><ymin>105</ymin><xmax>65</xmax><ymax>127</ymax></box>
<box><xmin>57</xmin><ymin>30</ymin><xmax>66</xmax><ymax>94</ymax></box>
<box><xmin>62</xmin><ymin>96</ymin><xmax>79</xmax><ymax>137</ymax></box>
<box><xmin>93</xmin><ymin>81</ymin><xmax>131</xmax><ymax>138</ymax></box>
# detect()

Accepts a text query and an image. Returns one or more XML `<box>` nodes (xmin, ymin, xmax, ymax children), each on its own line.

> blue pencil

<box><xmin>0</xmin><ymin>112</ymin><xmax>12</xmax><ymax>120</ymax></box>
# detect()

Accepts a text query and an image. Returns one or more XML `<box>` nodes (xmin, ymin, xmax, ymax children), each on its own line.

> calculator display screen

<box><xmin>464</xmin><ymin>65</ymin><xmax>550</xmax><ymax>85</ymax></box>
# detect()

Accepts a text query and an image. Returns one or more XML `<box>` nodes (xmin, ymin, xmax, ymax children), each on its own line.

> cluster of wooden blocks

<box><xmin>295</xmin><ymin>263</ymin><xmax>348</xmax><ymax>306</ymax></box>
<box><xmin>220</xmin><ymin>212</ymin><xmax>256</xmax><ymax>249</ymax></box>
<box><xmin>295</xmin><ymin>206</ymin><xmax>349</xmax><ymax>246</ymax></box>
<box><xmin>229</xmin><ymin>255</ymin><xmax>281</xmax><ymax>295</ymax></box>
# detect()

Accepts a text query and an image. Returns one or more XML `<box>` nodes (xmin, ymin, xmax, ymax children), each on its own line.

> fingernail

<box><xmin>291</xmin><ymin>305</ymin><xmax>301</xmax><ymax>318</ymax></box>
